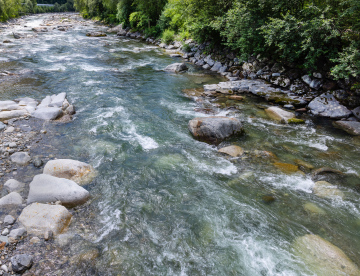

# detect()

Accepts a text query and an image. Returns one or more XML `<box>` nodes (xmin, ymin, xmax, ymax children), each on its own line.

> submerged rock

<box><xmin>308</xmin><ymin>93</ymin><xmax>352</xmax><ymax>119</ymax></box>
<box><xmin>273</xmin><ymin>162</ymin><xmax>300</xmax><ymax>174</ymax></box>
<box><xmin>27</xmin><ymin>174</ymin><xmax>90</xmax><ymax>207</ymax></box>
<box><xmin>86</xmin><ymin>32</ymin><xmax>106</xmax><ymax>37</ymax></box>
<box><xmin>313</xmin><ymin>181</ymin><xmax>344</xmax><ymax>199</ymax></box>
<box><xmin>218</xmin><ymin>145</ymin><xmax>244</xmax><ymax>157</ymax></box>
<box><xmin>333</xmin><ymin>121</ymin><xmax>360</xmax><ymax>136</ymax></box>
<box><xmin>43</xmin><ymin>159</ymin><xmax>97</xmax><ymax>185</ymax></box>
<box><xmin>265</xmin><ymin>106</ymin><xmax>295</xmax><ymax>123</ymax></box>
<box><xmin>164</xmin><ymin>63</ymin><xmax>188</xmax><ymax>73</ymax></box>
<box><xmin>4</xmin><ymin>179</ymin><xmax>25</xmax><ymax>193</ymax></box>
<box><xmin>18</xmin><ymin>203</ymin><xmax>72</xmax><ymax>237</ymax></box>
<box><xmin>293</xmin><ymin>234</ymin><xmax>360</xmax><ymax>275</ymax></box>
<box><xmin>303</xmin><ymin>202</ymin><xmax>326</xmax><ymax>215</ymax></box>
<box><xmin>10</xmin><ymin>151</ymin><xmax>31</xmax><ymax>166</ymax></box>
<box><xmin>188</xmin><ymin>116</ymin><xmax>243</xmax><ymax>144</ymax></box>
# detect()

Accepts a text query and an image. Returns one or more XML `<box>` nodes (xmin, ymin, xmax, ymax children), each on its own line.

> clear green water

<box><xmin>1</xmin><ymin>14</ymin><xmax>360</xmax><ymax>276</ymax></box>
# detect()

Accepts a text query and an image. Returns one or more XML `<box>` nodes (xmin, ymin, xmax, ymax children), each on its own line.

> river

<box><xmin>1</xmin><ymin>13</ymin><xmax>360</xmax><ymax>276</ymax></box>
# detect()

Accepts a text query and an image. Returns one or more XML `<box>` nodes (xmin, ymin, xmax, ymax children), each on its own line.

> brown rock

<box><xmin>228</xmin><ymin>95</ymin><xmax>244</xmax><ymax>101</ymax></box>
<box><xmin>218</xmin><ymin>145</ymin><xmax>244</xmax><ymax>157</ymax></box>
<box><xmin>273</xmin><ymin>162</ymin><xmax>300</xmax><ymax>174</ymax></box>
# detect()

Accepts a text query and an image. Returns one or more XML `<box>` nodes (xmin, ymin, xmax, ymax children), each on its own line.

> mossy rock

<box><xmin>288</xmin><ymin>118</ymin><xmax>305</xmax><ymax>124</ymax></box>
<box><xmin>273</xmin><ymin>162</ymin><xmax>300</xmax><ymax>174</ymax></box>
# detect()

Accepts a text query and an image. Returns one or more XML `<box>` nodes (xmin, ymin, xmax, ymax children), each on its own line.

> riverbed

<box><xmin>1</xmin><ymin>13</ymin><xmax>360</xmax><ymax>276</ymax></box>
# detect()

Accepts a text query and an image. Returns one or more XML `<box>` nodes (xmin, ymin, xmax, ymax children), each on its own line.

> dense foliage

<box><xmin>0</xmin><ymin>0</ymin><xmax>74</xmax><ymax>21</ymax></box>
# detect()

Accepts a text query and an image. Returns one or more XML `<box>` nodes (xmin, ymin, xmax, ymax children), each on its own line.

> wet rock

<box><xmin>313</xmin><ymin>181</ymin><xmax>344</xmax><ymax>199</ymax></box>
<box><xmin>294</xmin><ymin>159</ymin><xmax>314</xmax><ymax>171</ymax></box>
<box><xmin>107</xmin><ymin>24</ymin><xmax>123</xmax><ymax>33</ymax></box>
<box><xmin>265</xmin><ymin>106</ymin><xmax>295</xmax><ymax>123</ymax></box>
<box><xmin>3</xmin><ymin>215</ymin><xmax>15</xmax><ymax>226</ymax></box>
<box><xmin>56</xmin><ymin>114</ymin><xmax>72</xmax><ymax>123</ymax></box>
<box><xmin>32</xmin><ymin>107</ymin><xmax>62</xmax><ymax>120</ymax></box>
<box><xmin>303</xmin><ymin>202</ymin><xmax>326</xmax><ymax>215</ymax></box>
<box><xmin>8</xmin><ymin>228</ymin><xmax>26</xmax><ymax>242</ymax></box>
<box><xmin>333</xmin><ymin>121</ymin><xmax>360</xmax><ymax>136</ymax></box>
<box><xmin>293</xmin><ymin>234</ymin><xmax>360</xmax><ymax>275</ymax></box>
<box><xmin>273</xmin><ymin>162</ymin><xmax>300</xmax><ymax>174</ymax></box>
<box><xmin>218</xmin><ymin>145</ymin><xmax>244</xmax><ymax>157</ymax></box>
<box><xmin>43</xmin><ymin>159</ymin><xmax>97</xmax><ymax>185</ymax></box>
<box><xmin>86</xmin><ymin>32</ymin><xmax>106</xmax><ymax>37</ymax></box>
<box><xmin>188</xmin><ymin>116</ymin><xmax>243</xmax><ymax>144</ymax></box>
<box><xmin>18</xmin><ymin>203</ymin><xmax>72</xmax><ymax>236</ymax></box>
<box><xmin>27</xmin><ymin>174</ymin><xmax>90</xmax><ymax>207</ymax></box>
<box><xmin>308</xmin><ymin>93</ymin><xmax>352</xmax><ymax>119</ymax></box>
<box><xmin>311</xmin><ymin>167</ymin><xmax>343</xmax><ymax>181</ymax></box>
<box><xmin>164</xmin><ymin>63</ymin><xmax>188</xmax><ymax>73</ymax></box>
<box><xmin>302</xmin><ymin>75</ymin><xmax>323</xmax><ymax>90</ymax></box>
<box><xmin>0</xmin><ymin>110</ymin><xmax>28</xmax><ymax>121</ymax></box>
<box><xmin>32</xmin><ymin>156</ymin><xmax>43</xmax><ymax>168</ymax></box>
<box><xmin>11</xmin><ymin>254</ymin><xmax>33</xmax><ymax>273</ymax></box>
<box><xmin>0</xmin><ymin>192</ymin><xmax>22</xmax><ymax>206</ymax></box>
<box><xmin>32</xmin><ymin>27</ymin><xmax>48</xmax><ymax>32</ymax></box>
<box><xmin>4</xmin><ymin>179</ymin><xmax>25</xmax><ymax>193</ymax></box>
<box><xmin>10</xmin><ymin>152</ymin><xmax>31</xmax><ymax>166</ymax></box>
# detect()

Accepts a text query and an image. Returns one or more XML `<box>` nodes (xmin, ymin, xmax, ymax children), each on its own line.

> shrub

<box><xmin>182</xmin><ymin>43</ymin><xmax>191</xmax><ymax>53</ymax></box>
<box><xmin>161</xmin><ymin>29</ymin><xmax>175</xmax><ymax>45</ymax></box>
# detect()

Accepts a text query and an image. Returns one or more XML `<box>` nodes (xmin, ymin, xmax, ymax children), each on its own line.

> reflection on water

<box><xmin>1</xmin><ymin>13</ymin><xmax>360</xmax><ymax>276</ymax></box>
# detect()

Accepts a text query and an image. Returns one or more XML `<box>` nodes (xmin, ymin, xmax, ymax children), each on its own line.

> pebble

<box><xmin>4</xmin><ymin>127</ymin><xmax>14</xmax><ymax>133</ymax></box>
<box><xmin>3</xmin><ymin>215</ymin><xmax>15</xmax><ymax>226</ymax></box>
<box><xmin>1</xmin><ymin>229</ymin><xmax>9</xmax><ymax>236</ymax></box>
<box><xmin>8</xmin><ymin>142</ymin><xmax>16</xmax><ymax>148</ymax></box>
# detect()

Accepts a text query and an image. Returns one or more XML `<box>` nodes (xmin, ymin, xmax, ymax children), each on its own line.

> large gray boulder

<box><xmin>333</xmin><ymin>121</ymin><xmax>360</xmax><ymax>136</ymax></box>
<box><xmin>0</xmin><ymin>192</ymin><xmax>23</xmax><ymax>206</ymax></box>
<box><xmin>18</xmin><ymin>203</ymin><xmax>72</xmax><ymax>236</ymax></box>
<box><xmin>27</xmin><ymin>174</ymin><xmax>90</xmax><ymax>207</ymax></box>
<box><xmin>265</xmin><ymin>106</ymin><xmax>295</xmax><ymax>123</ymax></box>
<box><xmin>32</xmin><ymin>107</ymin><xmax>62</xmax><ymax>120</ymax></box>
<box><xmin>211</xmin><ymin>61</ymin><xmax>222</xmax><ymax>72</ymax></box>
<box><xmin>293</xmin><ymin>234</ymin><xmax>360</xmax><ymax>275</ymax></box>
<box><xmin>43</xmin><ymin>159</ymin><xmax>97</xmax><ymax>185</ymax></box>
<box><xmin>10</xmin><ymin>152</ymin><xmax>31</xmax><ymax>166</ymax></box>
<box><xmin>164</xmin><ymin>63</ymin><xmax>188</xmax><ymax>73</ymax></box>
<box><xmin>308</xmin><ymin>93</ymin><xmax>352</xmax><ymax>119</ymax></box>
<box><xmin>188</xmin><ymin>116</ymin><xmax>243</xmax><ymax>144</ymax></box>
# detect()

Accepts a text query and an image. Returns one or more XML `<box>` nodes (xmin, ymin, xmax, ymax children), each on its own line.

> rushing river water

<box><xmin>1</xmin><ymin>13</ymin><xmax>360</xmax><ymax>276</ymax></box>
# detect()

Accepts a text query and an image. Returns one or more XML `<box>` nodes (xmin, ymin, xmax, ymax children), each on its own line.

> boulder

<box><xmin>218</xmin><ymin>145</ymin><xmax>244</xmax><ymax>157</ymax></box>
<box><xmin>308</xmin><ymin>93</ymin><xmax>352</xmax><ymax>119</ymax></box>
<box><xmin>0</xmin><ymin>110</ymin><xmax>28</xmax><ymax>121</ymax></box>
<box><xmin>0</xmin><ymin>100</ymin><xmax>20</xmax><ymax>111</ymax></box>
<box><xmin>164</xmin><ymin>63</ymin><xmax>188</xmax><ymax>73</ymax></box>
<box><xmin>211</xmin><ymin>62</ymin><xmax>222</xmax><ymax>72</ymax></box>
<box><xmin>270</xmin><ymin>76</ymin><xmax>291</xmax><ymax>88</ymax></box>
<box><xmin>107</xmin><ymin>24</ymin><xmax>123</xmax><ymax>33</ymax></box>
<box><xmin>188</xmin><ymin>116</ymin><xmax>243</xmax><ymax>144</ymax></box>
<box><xmin>43</xmin><ymin>159</ymin><xmax>97</xmax><ymax>185</ymax></box>
<box><xmin>313</xmin><ymin>181</ymin><xmax>344</xmax><ymax>199</ymax></box>
<box><xmin>10</xmin><ymin>152</ymin><xmax>31</xmax><ymax>166</ymax></box>
<box><xmin>4</xmin><ymin>179</ymin><xmax>25</xmax><ymax>193</ymax></box>
<box><xmin>49</xmin><ymin>92</ymin><xmax>66</xmax><ymax>108</ymax></box>
<box><xmin>265</xmin><ymin>106</ymin><xmax>295</xmax><ymax>123</ymax></box>
<box><xmin>333</xmin><ymin>121</ymin><xmax>360</xmax><ymax>136</ymax></box>
<box><xmin>11</xmin><ymin>254</ymin><xmax>33</xmax><ymax>273</ymax></box>
<box><xmin>293</xmin><ymin>234</ymin><xmax>360</xmax><ymax>276</ymax></box>
<box><xmin>32</xmin><ymin>107</ymin><xmax>62</xmax><ymax>120</ymax></box>
<box><xmin>302</xmin><ymin>75</ymin><xmax>323</xmax><ymax>90</ymax></box>
<box><xmin>27</xmin><ymin>174</ymin><xmax>90</xmax><ymax>207</ymax></box>
<box><xmin>18</xmin><ymin>203</ymin><xmax>72</xmax><ymax>236</ymax></box>
<box><xmin>0</xmin><ymin>192</ymin><xmax>23</xmax><ymax>206</ymax></box>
